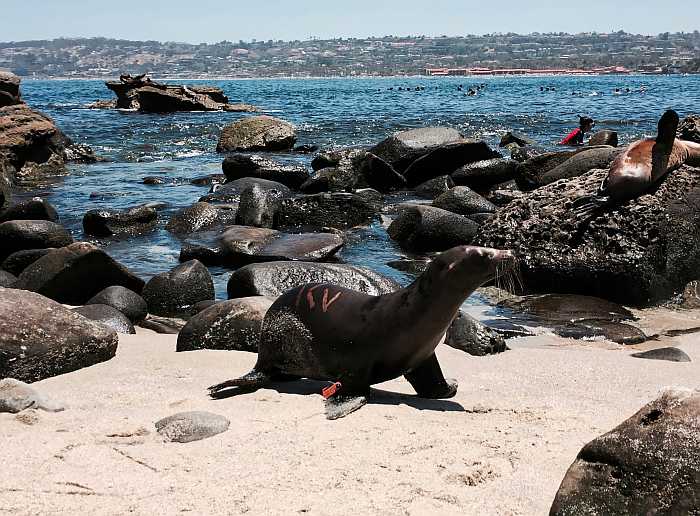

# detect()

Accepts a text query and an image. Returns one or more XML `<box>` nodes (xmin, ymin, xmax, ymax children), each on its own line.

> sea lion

<box><xmin>574</xmin><ymin>110</ymin><xmax>700</xmax><ymax>216</ymax></box>
<box><xmin>209</xmin><ymin>245</ymin><xmax>516</xmax><ymax>419</ymax></box>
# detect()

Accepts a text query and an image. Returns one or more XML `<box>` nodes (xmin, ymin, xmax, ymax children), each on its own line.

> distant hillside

<box><xmin>1</xmin><ymin>32</ymin><xmax>698</xmax><ymax>78</ymax></box>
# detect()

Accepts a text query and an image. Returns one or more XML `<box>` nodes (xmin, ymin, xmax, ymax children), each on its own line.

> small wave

<box><xmin>174</xmin><ymin>150</ymin><xmax>206</xmax><ymax>158</ymax></box>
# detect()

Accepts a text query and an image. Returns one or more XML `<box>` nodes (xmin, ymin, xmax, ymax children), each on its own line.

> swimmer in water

<box><xmin>559</xmin><ymin>116</ymin><xmax>596</xmax><ymax>146</ymax></box>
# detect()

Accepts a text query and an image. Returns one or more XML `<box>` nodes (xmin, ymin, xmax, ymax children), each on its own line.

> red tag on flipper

<box><xmin>322</xmin><ymin>382</ymin><xmax>342</xmax><ymax>399</ymax></box>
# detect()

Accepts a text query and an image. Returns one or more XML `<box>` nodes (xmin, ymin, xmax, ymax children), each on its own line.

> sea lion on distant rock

<box><xmin>209</xmin><ymin>245</ymin><xmax>516</xmax><ymax>419</ymax></box>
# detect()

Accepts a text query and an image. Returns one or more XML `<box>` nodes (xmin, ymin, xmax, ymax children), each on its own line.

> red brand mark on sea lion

<box><xmin>322</xmin><ymin>289</ymin><xmax>342</xmax><ymax>312</ymax></box>
<box><xmin>306</xmin><ymin>285</ymin><xmax>321</xmax><ymax>310</ymax></box>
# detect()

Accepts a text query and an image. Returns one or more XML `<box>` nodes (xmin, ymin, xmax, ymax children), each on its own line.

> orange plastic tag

<box><xmin>322</xmin><ymin>382</ymin><xmax>342</xmax><ymax>399</ymax></box>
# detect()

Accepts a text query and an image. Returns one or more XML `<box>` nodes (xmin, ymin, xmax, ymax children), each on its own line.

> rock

<box><xmin>165</xmin><ymin>202</ymin><xmax>237</xmax><ymax>234</ymax></box>
<box><xmin>369</xmin><ymin>127</ymin><xmax>463</xmax><ymax>172</ymax></box>
<box><xmin>218</xmin><ymin>226</ymin><xmax>344</xmax><ymax>265</ymax></box>
<box><xmin>0</xmin><ymin>269</ymin><xmax>16</xmax><ymax>287</ymax></box>
<box><xmin>680</xmin><ymin>280</ymin><xmax>700</xmax><ymax>309</ymax></box>
<box><xmin>235</xmin><ymin>184</ymin><xmax>286</xmax><ymax>228</ymax></box>
<box><xmin>433</xmin><ymin>186</ymin><xmax>497</xmax><ymax>216</ymax></box>
<box><xmin>300</xmin><ymin>166</ymin><xmax>359</xmax><ymax>193</ymax></box>
<box><xmin>356</xmin><ymin>152</ymin><xmax>407</xmax><ymax>192</ymax></box>
<box><xmin>631</xmin><ymin>347</ymin><xmax>691</xmax><ymax>362</ymax></box>
<box><xmin>141</xmin><ymin>260</ymin><xmax>214</xmax><ymax>317</ymax></box>
<box><xmin>0</xmin><ymin>378</ymin><xmax>65</xmax><ymax>413</ymax></box>
<box><xmin>388</xmin><ymin>205</ymin><xmax>479</xmax><ymax>252</ymax></box>
<box><xmin>477</xmin><ymin>166</ymin><xmax>700</xmax><ymax>306</ymax></box>
<box><xmin>176</xmin><ymin>296</ymin><xmax>273</xmax><ymax>352</ymax></box>
<box><xmin>498</xmin><ymin>294</ymin><xmax>635</xmax><ymax>322</ymax></box>
<box><xmin>514</xmin><ymin>150</ymin><xmax>577</xmax><ymax>190</ymax></box>
<box><xmin>222</xmin><ymin>154</ymin><xmax>309</xmax><ymax>189</ymax></box>
<box><xmin>310</xmin><ymin>148</ymin><xmax>366</xmax><ymax>171</ymax></box>
<box><xmin>191</xmin><ymin>300</ymin><xmax>220</xmax><ymax>314</ymax></box>
<box><xmin>402</xmin><ymin>140</ymin><xmax>501</xmax><ymax>186</ymax></box>
<box><xmin>86</xmin><ymin>286</ymin><xmax>148</xmax><ymax>323</ymax></box>
<box><xmin>143</xmin><ymin>176</ymin><xmax>166</xmax><ymax>185</ymax></box>
<box><xmin>190</xmin><ymin>173</ymin><xmax>226</xmax><ymax>187</ymax></box>
<box><xmin>0</xmin><ymin>197</ymin><xmax>59</xmax><ymax>223</ymax></box>
<box><xmin>1</xmin><ymin>248</ymin><xmax>53</xmax><ymax>276</ymax></box>
<box><xmin>0</xmin><ymin>288</ymin><xmax>118</xmax><ymax>383</ymax></box>
<box><xmin>537</xmin><ymin>146</ymin><xmax>620</xmax><ymax>187</ymax></box>
<box><xmin>677</xmin><ymin>114</ymin><xmax>700</xmax><ymax>143</ymax></box>
<box><xmin>451</xmin><ymin>158</ymin><xmax>519</xmax><ymax>191</ymax></box>
<box><xmin>137</xmin><ymin>316</ymin><xmax>186</xmax><ymax>334</ymax></box>
<box><xmin>588</xmin><ymin>130</ymin><xmax>619</xmax><ymax>147</ymax></box>
<box><xmin>155</xmin><ymin>411</ymin><xmax>230</xmax><ymax>443</ymax></box>
<box><xmin>293</xmin><ymin>144</ymin><xmax>319</xmax><ymax>154</ymax></box>
<box><xmin>72</xmin><ymin>304</ymin><xmax>136</xmax><ymax>334</ymax></box>
<box><xmin>64</xmin><ymin>143</ymin><xmax>99</xmax><ymax>163</ymax></box>
<box><xmin>277</xmin><ymin>192</ymin><xmax>380</xmax><ymax>230</ymax></box>
<box><xmin>13</xmin><ymin>242</ymin><xmax>144</xmax><ymax>305</ymax></box>
<box><xmin>445</xmin><ymin>311</ymin><xmax>508</xmax><ymax>356</ymax></box>
<box><xmin>83</xmin><ymin>205</ymin><xmax>158</xmax><ymax>237</ymax></box>
<box><xmin>386</xmin><ymin>258</ymin><xmax>430</xmax><ymax>276</ymax></box>
<box><xmin>415</xmin><ymin>175</ymin><xmax>455</xmax><ymax>199</ymax></box>
<box><xmin>0</xmin><ymin>157</ymin><xmax>12</xmax><ymax>211</ymax></box>
<box><xmin>0</xmin><ymin>220</ymin><xmax>72</xmax><ymax>262</ymax></box>
<box><xmin>201</xmin><ymin>177</ymin><xmax>290</xmax><ymax>204</ymax></box>
<box><xmin>499</xmin><ymin>131</ymin><xmax>534</xmax><ymax>148</ymax></box>
<box><xmin>510</xmin><ymin>145</ymin><xmax>547</xmax><ymax>162</ymax></box>
<box><xmin>86</xmin><ymin>99</ymin><xmax>117</xmax><ymax>109</ymax></box>
<box><xmin>550</xmin><ymin>388</ymin><xmax>700</xmax><ymax>515</ymax></box>
<box><xmin>216</xmin><ymin>115</ymin><xmax>296</xmax><ymax>153</ymax></box>
<box><xmin>0</xmin><ymin>72</ymin><xmax>22</xmax><ymax>107</ymax></box>
<box><xmin>227</xmin><ymin>261</ymin><xmax>399</xmax><ymax>299</ymax></box>
<box><xmin>555</xmin><ymin>320</ymin><xmax>647</xmax><ymax>345</ymax></box>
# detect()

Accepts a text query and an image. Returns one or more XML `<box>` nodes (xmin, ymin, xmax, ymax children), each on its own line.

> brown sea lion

<box><xmin>208</xmin><ymin>245</ymin><xmax>516</xmax><ymax>420</ymax></box>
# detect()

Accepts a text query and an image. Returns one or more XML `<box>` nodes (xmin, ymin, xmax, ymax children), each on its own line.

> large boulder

<box><xmin>476</xmin><ymin>165</ymin><xmax>700</xmax><ymax>306</ymax></box>
<box><xmin>369</xmin><ymin>127</ymin><xmax>463</xmax><ymax>172</ymax></box>
<box><xmin>388</xmin><ymin>205</ymin><xmax>479</xmax><ymax>252</ymax></box>
<box><xmin>0</xmin><ymin>72</ymin><xmax>22</xmax><ymax>107</ymax></box>
<box><xmin>1</xmin><ymin>248</ymin><xmax>53</xmax><ymax>276</ymax></box>
<box><xmin>550</xmin><ymin>388</ymin><xmax>700</xmax><ymax>515</ymax></box>
<box><xmin>72</xmin><ymin>304</ymin><xmax>136</xmax><ymax>335</ymax></box>
<box><xmin>227</xmin><ymin>261</ymin><xmax>399</xmax><ymax>299</ymax></box>
<box><xmin>176</xmin><ymin>296</ymin><xmax>273</xmax><ymax>352</ymax></box>
<box><xmin>165</xmin><ymin>202</ymin><xmax>237</xmax><ymax>234</ymax></box>
<box><xmin>141</xmin><ymin>260</ymin><xmax>214</xmax><ymax>317</ymax></box>
<box><xmin>451</xmin><ymin>158</ymin><xmax>518</xmax><ymax>191</ymax></box>
<box><xmin>216</xmin><ymin>115</ymin><xmax>296</xmax><ymax>153</ymax></box>
<box><xmin>235</xmin><ymin>184</ymin><xmax>286</xmax><ymax>228</ymax></box>
<box><xmin>433</xmin><ymin>186</ymin><xmax>497</xmax><ymax>216</ymax></box>
<box><xmin>13</xmin><ymin>242</ymin><xmax>144</xmax><ymax>305</ymax></box>
<box><xmin>0</xmin><ymin>197</ymin><xmax>59</xmax><ymax>223</ymax></box>
<box><xmin>86</xmin><ymin>285</ymin><xmax>148</xmax><ymax>323</ymax></box>
<box><xmin>0</xmin><ymin>288</ymin><xmax>118</xmax><ymax>383</ymax></box>
<box><xmin>222</xmin><ymin>154</ymin><xmax>309</xmax><ymax>189</ymax></box>
<box><xmin>83</xmin><ymin>205</ymin><xmax>158</xmax><ymax>237</ymax></box>
<box><xmin>0</xmin><ymin>220</ymin><xmax>72</xmax><ymax>262</ymax></box>
<box><xmin>414</xmin><ymin>175</ymin><xmax>454</xmax><ymax>199</ymax></box>
<box><xmin>355</xmin><ymin>152</ymin><xmax>407</xmax><ymax>192</ymax></box>
<box><xmin>514</xmin><ymin>150</ymin><xmax>577</xmax><ymax>190</ymax></box>
<box><xmin>277</xmin><ymin>191</ymin><xmax>381</xmax><ymax>230</ymax></box>
<box><xmin>201</xmin><ymin>177</ymin><xmax>290</xmax><ymax>204</ymax></box>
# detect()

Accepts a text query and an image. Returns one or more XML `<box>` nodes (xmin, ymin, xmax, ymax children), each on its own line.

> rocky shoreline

<box><xmin>1</xmin><ymin>71</ymin><xmax>699</xmax><ymax>514</ymax></box>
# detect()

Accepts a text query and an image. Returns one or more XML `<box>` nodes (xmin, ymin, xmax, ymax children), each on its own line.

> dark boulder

<box><xmin>356</xmin><ymin>152</ymin><xmax>407</xmax><ymax>192</ymax></box>
<box><xmin>588</xmin><ymin>130</ymin><xmax>619</xmax><ymax>147</ymax></box>
<box><xmin>143</xmin><ymin>176</ymin><xmax>166</xmax><ymax>185</ymax></box>
<box><xmin>216</xmin><ymin>115</ymin><xmax>296</xmax><ymax>153</ymax></box>
<box><xmin>235</xmin><ymin>183</ymin><xmax>285</xmax><ymax>228</ymax></box>
<box><xmin>137</xmin><ymin>316</ymin><xmax>186</xmax><ymax>335</ymax></box>
<box><xmin>677</xmin><ymin>114</ymin><xmax>700</xmax><ymax>143</ymax></box>
<box><xmin>277</xmin><ymin>192</ymin><xmax>380</xmax><ymax>230</ymax></box>
<box><xmin>514</xmin><ymin>150</ymin><xmax>577</xmax><ymax>190</ymax></box>
<box><xmin>414</xmin><ymin>175</ymin><xmax>454</xmax><ymax>199</ymax></box>
<box><xmin>191</xmin><ymin>173</ymin><xmax>226</xmax><ymax>187</ymax></box>
<box><xmin>310</xmin><ymin>148</ymin><xmax>366</xmax><ymax>171</ymax></box>
<box><xmin>13</xmin><ymin>242</ymin><xmax>145</xmax><ymax>305</ymax></box>
<box><xmin>1</xmin><ymin>248</ymin><xmax>53</xmax><ymax>276</ymax></box>
<box><xmin>0</xmin><ymin>158</ymin><xmax>11</xmax><ymax>211</ymax></box>
<box><xmin>0</xmin><ymin>197</ymin><xmax>59</xmax><ymax>223</ymax></box>
<box><xmin>550</xmin><ymin>388</ymin><xmax>700</xmax><ymax>516</ymax></box>
<box><xmin>499</xmin><ymin>132</ymin><xmax>534</xmax><ymax>148</ymax></box>
<box><xmin>510</xmin><ymin>145</ymin><xmax>547</xmax><ymax>162</ymax></box>
<box><xmin>0</xmin><ymin>270</ymin><xmax>16</xmax><ymax>287</ymax></box>
<box><xmin>222</xmin><ymin>154</ymin><xmax>309</xmax><ymax>189</ymax></box>
<box><xmin>0</xmin><ymin>287</ymin><xmax>118</xmax><ymax>383</ymax></box>
<box><xmin>451</xmin><ymin>158</ymin><xmax>518</xmax><ymax>191</ymax></box>
<box><xmin>83</xmin><ymin>205</ymin><xmax>158</xmax><ymax>237</ymax></box>
<box><xmin>388</xmin><ymin>205</ymin><xmax>479</xmax><ymax>252</ymax></box>
<box><xmin>228</xmin><ymin>261</ymin><xmax>399</xmax><ymax>299</ymax></box>
<box><xmin>141</xmin><ymin>260</ymin><xmax>214</xmax><ymax>317</ymax></box>
<box><xmin>165</xmin><ymin>202</ymin><xmax>237</xmax><ymax>234</ymax></box>
<box><xmin>433</xmin><ymin>186</ymin><xmax>497</xmax><ymax>216</ymax></box>
<box><xmin>445</xmin><ymin>311</ymin><xmax>508</xmax><ymax>356</ymax></box>
<box><xmin>369</xmin><ymin>127</ymin><xmax>463</xmax><ymax>172</ymax></box>
<box><xmin>64</xmin><ymin>143</ymin><xmax>99</xmax><ymax>164</ymax></box>
<box><xmin>176</xmin><ymin>296</ymin><xmax>273</xmax><ymax>352</ymax></box>
<box><xmin>0</xmin><ymin>72</ymin><xmax>22</xmax><ymax>106</ymax></box>
<box><xmin>300</xmin><ymin>166</ymin><xmax>359</xmax><ymax>193</ymax></box>
<box><xmin>201</xmin><ymin>177</ymin><xmax>290</xmax><ymax>204</ymax></box>
<box><xmin>86</xmin><ymin>285</ymin><xmax>148</xmax><ymax>323</ymax></box>
<box><xmin>498</xmin><ymin>293</ymin><xmax>635</xmax><ymax>322</ymax></box>
<box><xmin>476</xmin><ymin>165</ymin><xmax>700</xmax><ymax>306</ymax></box>
<box><xmin>0</xmin><ymin>219</ymin><xmax>72</xmax><ymax>262</ymax></box>
<box><xmin>72</xmin><ymin>304</ymin><xmax>136</xmax><ymax>335</ymax></box>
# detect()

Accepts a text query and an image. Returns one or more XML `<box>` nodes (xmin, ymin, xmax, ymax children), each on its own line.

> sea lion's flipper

<box><xmin>208</xmin><ymin>369</ymin><xmax>271</xmax><ymax>397</ymax></box>
<box><xmin>651</xmin><ymin>110</ymin><xmax>680</xmax><ymax>181</ymax></box>
<box><xmin>405</xmin><ymin>354</ymin><xmax>458</xmax><ymax>399</ymax></box>
<box><xmin>571</xmin><ymin>194</ymin><xmax>610</xmax><ymax>220</ymax></box>
<box><xmin>325</xmin><ymin>393</ymin><xmax>368</xmax><ymax>420</ymax></box>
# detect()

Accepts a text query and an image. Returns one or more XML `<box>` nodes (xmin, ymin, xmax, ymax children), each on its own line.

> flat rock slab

<box><xmin>155</xmin><ymin>411</ymin><xmax>230</xmax><ymax>443</ymax></box>
<box><xmin>0</xmin><ymin>378</ymin><xmax>66</xmax><ymax>413</ymax></box>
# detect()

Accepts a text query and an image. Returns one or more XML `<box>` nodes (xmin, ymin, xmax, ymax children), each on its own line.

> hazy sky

<box><xmin>2</xmin><ymin>0</ymin><xmax>698</xmax><ymax>43</ymax></box>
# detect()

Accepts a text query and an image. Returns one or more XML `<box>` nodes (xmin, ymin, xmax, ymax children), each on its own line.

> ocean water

<box><xmin>15</xmin><ymin>75</ymin><xmax>700</xmax><ymax>311</ymax></box>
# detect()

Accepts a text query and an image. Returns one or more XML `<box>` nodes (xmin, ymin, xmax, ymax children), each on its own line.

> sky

<box><xmin>1</xmin><ymin>0</ymin><xmax>698</xmax><ymax>43</ymax></box>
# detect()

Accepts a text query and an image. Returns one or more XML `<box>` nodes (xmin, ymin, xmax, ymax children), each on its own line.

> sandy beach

<box><xmin>2</xmin><ymin>306</ymin><xmax>698</xmax><ymax>516</ymax></box>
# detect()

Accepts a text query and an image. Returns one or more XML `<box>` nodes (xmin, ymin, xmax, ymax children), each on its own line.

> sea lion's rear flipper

<box><xmin>208</xmin><ymin>370</ymin><xmax>271</xmax><ymax>398</ymax></box>
<box><xmin>324</xmin><ymin>393</ymin><xmax>368</xmax><ymax>420</ymax></box>
<box><xmin>405</xmin><ymin>354</ymin><xmax>458</xmax><ymax>399</ymax></box>
<box><xmin>651</xmin><ymin>110</ymin><xmax>680</xmax><ymax>181</ymax></box>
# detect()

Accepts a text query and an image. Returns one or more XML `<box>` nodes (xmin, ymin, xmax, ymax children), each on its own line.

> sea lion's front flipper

<box><xmin>405</xmin><ymin>353</ymin><xmax>458</xmax><ymax>399</ymax></box>
<box><xmin>325</xmin><ymin>393</ymin><xmax>368</xmax><ymax>420</ymax></box>
<box><xmin>651</xmin><ymin>110</ymin><xmax>680</xmax><ymax>181</ymax></box>
<box><xmin>208</xmin><ymin>369</ymin><xmax>271</xmax><ymax>398</ymax></box>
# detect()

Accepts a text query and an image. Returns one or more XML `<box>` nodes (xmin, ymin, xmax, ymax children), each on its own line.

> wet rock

<box><xmin>414</xmin><ymin>175</ymin><xmax>454</xmax><ymax>199</ymax></box>
<box><xmin>0</xmin><ymin>197</ymin><xmax>59</xmax><ymax>223</ymax></box>
<box><xmin>0</xmin><ymin>71</ymin><xmax>22</xmax><ymax>107</ymax></box>
<box><xmin>677</xmin><ymin>114</ymin><xmax>700</xmax><ymax>143</ymax></box>
<box><xmin>201</xmin><ymin>177</ymin><xmax>289</xmax><ymax>204</ymax></box>
<box><xmin>499</xmin><ymin>131</ymin><xmax>534</xmax><ymax>148</ymax></box>
<box><xmin>228</xmin><ymin>261</ymin><xmax>399</xmax><ymax>299</ymax></box>
<box><xmin>498</xmin><ymin>294</ymin><xmax>634</xmax><ymax>322</ymax></box>
<box><xmin>13</xmin><ymin>242</ymin><xmax>144</xmax><ymax>305</ymax></box>
<box><xmin>356</xmin><ymin>152</ymin><xmax>407</xmax><ymax>192</ymax></box>
<box><xmin>388</xmin><ymin>205</ymin><xmax>479</xmax><ymax>252</ymax></box>
<box><xmin>631</xmin><ymin>347</ymin><xmax>691</xmax><ymax>362</ymax></box>
<box><xmin>83</xmin><ymin>204</ymin><xmax>158</xmax><ymax>237</ymax></box>
<box><xmin>87</xmin><ymin>286</ymin><xmax>148</xmax><ymax>324</ymax></box>
<box><xmin>155</xmin><ymin>411</ymin><xmax>230</xmax><ymax>443</ymax></box>
<box><xmin>310</xmin><ymin>148</ymin><xmax>366</xmax><ymax>172</ymax></box>
<box><xmin>0</xmin><ymin>288</ymin><xmax>118</xmax><ymax>383</ymax></box>
<box><xmin>402</xmin><ymin>140</ymin><xmax>501</xmax><ymax>186</ymax></box>
<box><xmin>370</xmin><ymin>127</ymin><xmax>463</xmax><ymax>172</ymax></box>
<box><xmin>137</xmin><ymin>316</ymin><xmax>186</xmax><ymax>334</ymax></box>
<box><xmin>177</xmin><ymin>296</ymin><xmax>273</xmax><ymax>352</ymax></box>
<box><xmin>235</xmin><ymin>183</ymin><xmax>286</xmax><ymax>228</ymax></box>
<box><xmin>222</xmin><ymin>154</ymin><xmax>309</xmax><ymax>189</ymax></box>
<box><xmin>141</xmin><ymin>260</ymin><xmax>214</xmax><ymax>317</ymax></box>
<box><xmin>277</xmin><ymin>192</ymin><xmax>380</xmax><ymax>230</ymax></box>
<box><xmin>514</xmin><ymin>150</ymin><xmax>577</xmax><ymax>190</ymax></box>
<box><xmin>433</xmin><ymin>186</ymin><xmax>496</xmax><ymax>216</ymax></box>
<box><xmin>64</xmin><ymin>143</ymin><xmax>99</xmax><ymax>163</ymax></box>
<box><xmin>550</xmin><ymin>388</ymin><xmax>700</xmax><ymax>515</ymax></box>
<box><xmin>293</xmin><ymin>144</ymin><xmax>319</xmax><ymax>153</ymax></box>
<box><xmin>537</xmin><ymin>146</ymin><xmax>620</xmax><ymax>186</ymax></box>
<box><xmin>484</xmin><ymin>184</ymin><xmax>524</xmax><ymax>207</ymax></box>
<box><xmin>476</xmin><ymin>166</ymin><xmax>700</xmax><ymax>306</ymax></box>
<box><xmin>445</xmin><ymin>311</ymin><xmax>508</xmax><ymax>356</ymax></box>
<box><xmin>0</xmin><ymin>219</ymin><xmax>72</xmax><ymax>262</ymax></box>
<box><xmin>73</xmin><ymin>304</ymin><xmax>136</xmax><ymax>334</ymax></box>
<box><xmin>510</xmin><ymin>145</ymin><xmax>547</xmax><ymax>162</ymax></box>
<box><xmin>190</xmin><ymin>173</ymin><xmax>226</xmax><ymax>187</ymax></box>
<box><xmin>1</xmin><ymin>248</ymin><xmax>53</xmax><ymax>276</ymax></box>
<box><xmin>0</xmin><ymin>378</ymin><xmax>65</xmax><ymax>413</ymax></box>
<box><xmin>142</xmin><ymin>176</ymin><xmax>166</xmax><ymax>185</ymax></box>
<box><xmin>451</xmin><ymin>158</ymin><xmax>519</xmax><ymax>191</ymax></box>
<box><xmin>588</xmin><ymin>130</ymin><xmax>618</xmax><ymax>147</ymax></box>
<box><xmin>217</xmin><ymin>115</ymin><xmax>296</xmax><ymax>152</ymax></box>
<box><xmin>0</xmin><ymin>158</ymin><xmax>11</xmax><ymax>211</ymax></box>
<box><xmin>555</xmin><ymin>320</ymin><xmax>647</xmax><ymax>344</ymax></box>
<box><xmin>165</xmin><ymin>202</ymin><xmax>237</xmax><ymax>234</ymax></box>
<box><xmin>0</xmin><ymin>269</ymin><xmax>16</xmax><ymax>287</ymax></box>
<box><xmin>300</xmin><ymin>166</ymin><xmax>359</xmax><ymax>193</ymax></box>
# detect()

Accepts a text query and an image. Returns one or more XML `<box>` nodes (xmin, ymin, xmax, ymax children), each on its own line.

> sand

<box><xmin>1</xmin><ymin>310</ymin><xmax>699</xmax><ymax>516</ymax></box>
